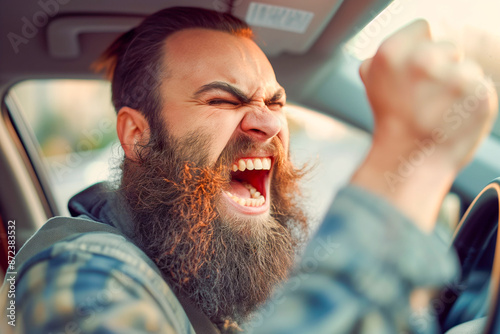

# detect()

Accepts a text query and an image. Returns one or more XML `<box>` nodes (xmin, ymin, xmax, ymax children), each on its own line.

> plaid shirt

<box><xmin>1</xmin><ymin>185</ymin><xmax>458</xmax><ymax>333</ymax></box>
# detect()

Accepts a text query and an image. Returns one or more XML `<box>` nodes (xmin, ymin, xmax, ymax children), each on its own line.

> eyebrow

<box><xmin>269</xmin><ymin>88</ymin><xmax>285</xmax><ymax>103</ymax></box>
<box><xmin>193</xmin><ymin>81</ymin><xmax>285</xmax><ymax>104</ymax></box>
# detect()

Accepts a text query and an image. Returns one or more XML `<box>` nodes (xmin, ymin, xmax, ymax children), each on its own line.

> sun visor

<box><xmin>238</xmin><ymin>1</ymin><xmax>344</xmax><ymax>56</ymax></box>
<box><xmin>46</xmin><ymin>1</ymin><xmax>344</xmax><ymax>59</ymax></box>
<box><xmin>47</xmin><ymin>16</ymin><xmax>143</xmax><ymax>59</ymax></box>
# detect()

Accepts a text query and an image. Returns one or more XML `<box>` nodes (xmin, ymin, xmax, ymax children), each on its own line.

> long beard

<box><xmin>119</xmin><ymin>128</ymin><xmax>308</xmax><ymax>330</ymax></box>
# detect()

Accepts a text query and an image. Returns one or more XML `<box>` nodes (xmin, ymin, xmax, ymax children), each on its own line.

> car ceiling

<box><xmin>0</xmin><ymin>0</ymin><xmax>391</xmax><ymax>101</ymax></box>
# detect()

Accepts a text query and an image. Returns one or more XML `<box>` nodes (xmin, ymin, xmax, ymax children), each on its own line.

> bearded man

<box><xmin>1</xmin><ymin>6</ymin><xmax>497</xmax><ymax>334</ymax></box>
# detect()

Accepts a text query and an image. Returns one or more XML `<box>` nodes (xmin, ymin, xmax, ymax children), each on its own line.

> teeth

<box><xmin>262</xmin><ymin>158</ymin><xmax>271</xmax><ymax>170</ymax></box>
<box><xmin>253</xmin><ymin>159</ymin><xmax>263</xmax><ymax>170</ymax></box>
<box><xmin>225</xmin><ymin>183</ymin><xmax>266</xmax><ymax>208</ymax></box>
<box><xmin>246</xmin><ymin>159</ymin><xmax>254</xmax><ymax>170</ymax></box>
<box><xmin>232</xmin><ymin>158</ymin><xmax>271</xmax><ymax>172</ymax></box>
<box><xmin>225</xmin><ymin>192</ymin><xmax>266</xmax><ymax>207</ymax></box>
<box><xmin>227</xmin><ymin>158</ymin><xmax>270</xmax><ymax>208</ymax></box>
<box><xmin>243</xmin><ymin>183</ymin><xmax>262</xmax><ymax>199</ymax></box>
<box><xmin>238</xmin><ymin>160</ymin><xmax>246</xmax><ymax>172</ymax></box>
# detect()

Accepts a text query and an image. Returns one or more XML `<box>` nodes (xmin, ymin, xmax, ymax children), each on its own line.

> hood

<box><xmin>68</xmin><ymin>182</ymin><xmax>118</xmax><ymax>228</ymax></box>
<box><xmin>67</xmin><ymin>182</ymin><xmax>136</xmax><ymax>239</ymax></box>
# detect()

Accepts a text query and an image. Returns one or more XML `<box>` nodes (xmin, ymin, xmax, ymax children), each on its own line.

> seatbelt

<box><xmin>176</xmin><ymin>293</ymin><xmax>222</xmax><ymax>334</ymax></box>
<box><xmin>8</xmin><ymin>217</ymin><xmax>221</xmax><ymax>334</ymax></box>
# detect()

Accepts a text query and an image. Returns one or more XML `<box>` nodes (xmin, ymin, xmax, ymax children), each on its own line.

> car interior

<box><xmin>1</xmin><ymin>0</ymin><xmax>500</xmax><ymax>333</ymax></box>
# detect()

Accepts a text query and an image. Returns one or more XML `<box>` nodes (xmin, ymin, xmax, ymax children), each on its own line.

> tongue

<box><xmin>228</xmin><ymin>180</ymin><xmax>251</xmax><ymax>198</ymax></box>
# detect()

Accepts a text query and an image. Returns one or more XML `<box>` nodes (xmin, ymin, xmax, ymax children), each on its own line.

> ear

<box><xmin>116</xmin><ymin>107</ymin><xmax>149</xmax><ymax>160</ymax></box>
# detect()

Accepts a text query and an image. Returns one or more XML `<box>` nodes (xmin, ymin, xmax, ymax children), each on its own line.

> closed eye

<box><xmin>266</xmin><ymin>101</ymin><xmax>285</xmax><ymax>108</ymax></box>
<box><xmin>208</xmin><ymin>99</ymin><xmax>240</xmax><ymax>106</ymax></box>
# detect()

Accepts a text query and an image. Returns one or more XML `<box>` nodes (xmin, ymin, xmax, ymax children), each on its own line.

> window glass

<box><xmin>8</xmin><ymin>80</ymin><xmax>118</xmax><ymax>215</ymax></box>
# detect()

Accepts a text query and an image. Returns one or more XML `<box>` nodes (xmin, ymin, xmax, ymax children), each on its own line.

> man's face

<box><xmin>159</xmin><ymin>28</ymin><xmax>289</xmax><ymax>222</ymax></box>
<box><xmin>120</xmin><ymin>27</ymin><xmax>306</xmax><ymax>329</ymax></box>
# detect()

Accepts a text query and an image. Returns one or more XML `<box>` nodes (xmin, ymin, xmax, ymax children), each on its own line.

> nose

<box><xmin>240</xmin><ymin>106</ymin><xmax>282</xmax><ymax>141</ymax></box>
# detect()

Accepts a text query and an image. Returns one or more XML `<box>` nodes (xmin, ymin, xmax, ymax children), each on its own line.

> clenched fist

<box><xmin>352</xmin><ymin>20</ymin><xmax>498</xmax><ymax>232</ymax></box>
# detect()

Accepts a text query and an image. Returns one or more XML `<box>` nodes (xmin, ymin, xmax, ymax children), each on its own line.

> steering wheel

<box><xmin>438</xmin><ymin>177</ymin><xmax>500</xmax><ymax>334</ymax></box>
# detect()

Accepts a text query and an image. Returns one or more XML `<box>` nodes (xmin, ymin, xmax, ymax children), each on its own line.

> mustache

<box><xmin>127</xmin><ymin>131</ymin><xmax>287</xmax><ymax>212</ymax></box>
<box><xmin>156</xmin><ymin>127</ymin><xmax>285</xmax><ymax>173</ymax></box>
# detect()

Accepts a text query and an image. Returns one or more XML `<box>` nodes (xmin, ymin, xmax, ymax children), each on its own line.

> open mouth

<box><xmin>223</xmin><ymin>157</ymin><xmax>272</xmax><ymax>212</ymax></box>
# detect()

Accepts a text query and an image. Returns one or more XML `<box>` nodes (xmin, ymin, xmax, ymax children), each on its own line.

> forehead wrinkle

<box><xmin>248</xmin><ymin>86</ymin><xmax>286</xmax><ymax>103</ymax></box>
<box><xmin>232</xmin><ymin>38</ymin><xmax>276</xmax><ymax>89</ymax></box>
<box><xmin>238</xmin><ymin>47</ymin><xmax>283</xmax><ymax>102</ymax></box>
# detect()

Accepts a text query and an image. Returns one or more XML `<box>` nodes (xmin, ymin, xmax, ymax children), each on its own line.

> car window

<box><xmin>6</xmin><ymin>80</ymin><xmax>118</xmax><ymax>216</ymax></box>
<box><xmin>5</xmin><ymin>80</ymin><xmax>371</xmax><ymax>224</ymax></box>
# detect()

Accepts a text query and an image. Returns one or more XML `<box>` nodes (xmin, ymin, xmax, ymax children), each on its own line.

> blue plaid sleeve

<box><xmin>13</xmin><ymin>233</ymin><xmax>194</xmax><ymax>334</ymax></box>
<box><xmin>245</xmin><ymin>185</ymin><xmax>459</xmax><ymax>334</ymax></box>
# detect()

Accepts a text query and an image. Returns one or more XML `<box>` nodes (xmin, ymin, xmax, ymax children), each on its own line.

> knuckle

<box><xmin>407</xmin><ymin>48</ymin><xmax>430</xmax><ymax>74</ymax></box>
<box><xmin>373</xmin><ymin>40</ymin><xmax>396</xmax><ymax>68</ymax></box>
<box><xmin>413</xmin><ymin>19</ymin><xmax>431</xmax><ymax>36</ymax></box>
<box><xmin>449</xmin><ymin>61</ymin><xmax>485</xmax><ymax>95</ymax></box>
<box><xmin>407</xmin><ymin>42</ymin><xmax>457</xmax><ymax>79</ymax></box>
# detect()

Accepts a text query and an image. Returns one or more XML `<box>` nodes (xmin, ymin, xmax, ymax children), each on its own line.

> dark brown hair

<box><xmin>94</xmin><ymin>7</ymin><xmax>253</xmax><ymax>128</ymax></box>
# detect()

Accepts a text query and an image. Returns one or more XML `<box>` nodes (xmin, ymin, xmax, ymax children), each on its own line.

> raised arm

<box><xmin>250</xmin><ymin>20</ymin><xmax>498</xmax><ymax>334</ymax></box>
<box><xmin>352</xmin><ymin>20</ymin><xmax>497</xmax><ymax>233</ymax></box>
